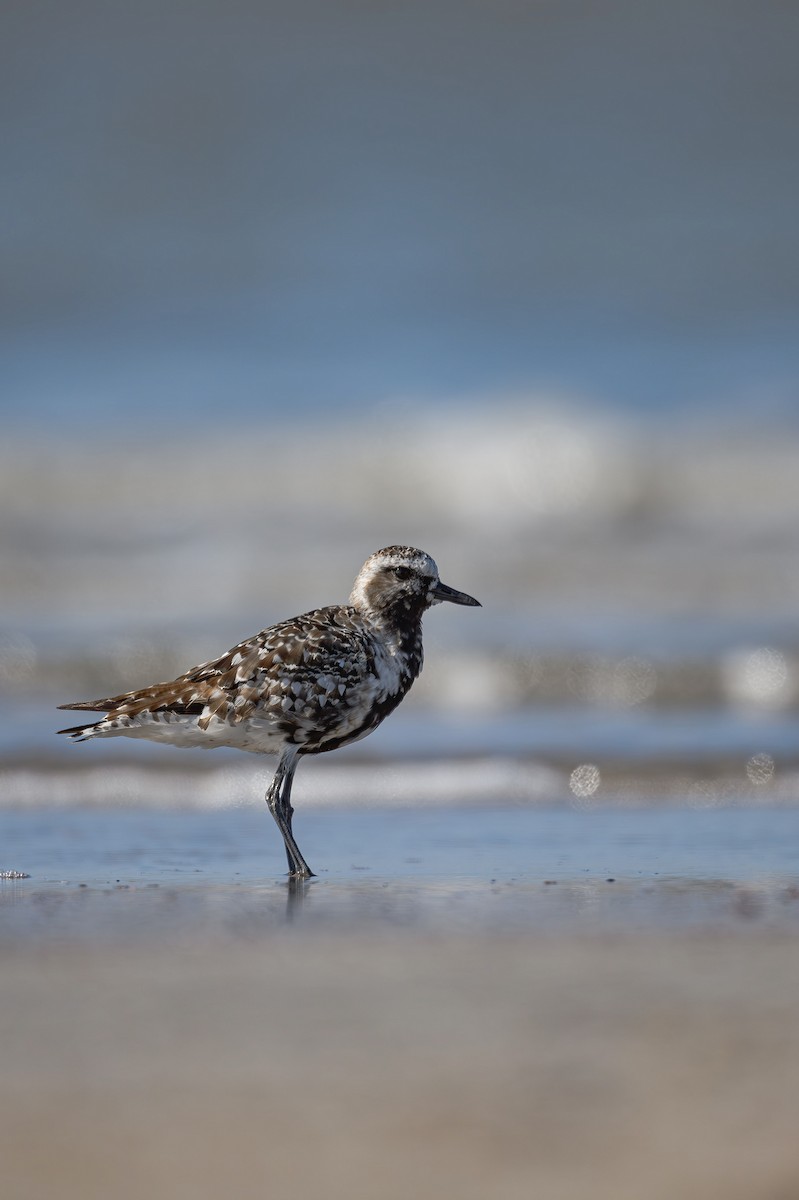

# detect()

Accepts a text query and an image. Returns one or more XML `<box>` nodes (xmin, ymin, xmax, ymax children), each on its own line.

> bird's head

<box><xmin>349</xmin><ymin>546</ymin><xmax>481</xmax><ymax>623</ymax></box>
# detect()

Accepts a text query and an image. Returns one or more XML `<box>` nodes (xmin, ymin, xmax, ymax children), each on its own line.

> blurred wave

<box><xmin>2</xmin><ymin>403</ymin><xmax>799</xmax><ymax>800</ymax></box>
<box><xmin>5</xmin><ymin>751</ymin><xmax>799</xmax><ymax>810</ymax></box>
<box><xmin>4</xmin><ymin>402</ymin><xmax>799</xmax><ymax>627</ymax></box>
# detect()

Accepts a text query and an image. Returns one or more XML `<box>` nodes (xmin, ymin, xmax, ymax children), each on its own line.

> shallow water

<box><xmin>2</xmin><ymin>805</ymin><xmax>798</xmax><ymax>943</ymax></box>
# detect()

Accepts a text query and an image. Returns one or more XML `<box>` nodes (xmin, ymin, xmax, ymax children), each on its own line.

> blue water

<box><xmin>2</xmin><ymin>806</ymin><xmax>799</xmax><ymax>943</ymax></box>
<box><xmin>4</xmin><ymin>3</ymin><xmax>799</xmax><ymax>930</ymax></box>
<box><xmin>3</xmin><ymin>1</ymin><xmax>799</xmax><ymax>433</ymax></box>
<box><xmin>4</xmin><ymin>805</ymin><xmax>799</xmax><ymax>882</ymax></box>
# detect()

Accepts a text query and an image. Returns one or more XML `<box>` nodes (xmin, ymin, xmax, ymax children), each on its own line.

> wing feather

<box><xmin>58</xmin><ymin>605</ymin><xmax>373</xmax><ymax>729</ymax></box>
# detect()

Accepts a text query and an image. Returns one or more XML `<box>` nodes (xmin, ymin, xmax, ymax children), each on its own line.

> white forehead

<box><xmin>365</xmin><ymin>546</ymin><xmax>439</xmax><ymax>577</ymax></box>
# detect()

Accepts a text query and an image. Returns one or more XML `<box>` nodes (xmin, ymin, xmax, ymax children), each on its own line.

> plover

<box><xmin>58</xmin><ymin>546</ymin><xmax>480</xmax><ymax>877</ymax></box>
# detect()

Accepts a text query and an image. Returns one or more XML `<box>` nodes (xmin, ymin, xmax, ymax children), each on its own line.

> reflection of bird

<box><xmin>58</xmin><ymin>546</ymin><xmax>480</xmax><ymax>877</ymax></box>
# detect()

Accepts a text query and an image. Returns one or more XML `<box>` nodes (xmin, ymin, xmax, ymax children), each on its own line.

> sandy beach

<box><xmin>3</xmin><ymin>929</ymin><xmax>799</xmax><ymax>1200</ymax></box>
<box><xmin>2</xmin><ymin>803</ymin><xmax>799</xmax><ymax>1200</ymax></box>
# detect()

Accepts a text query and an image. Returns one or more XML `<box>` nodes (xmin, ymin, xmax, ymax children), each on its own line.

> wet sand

<box><xmin>4</xmin><ymin>933</ymin><xmax>799</xmax><ymax>1200</ymax></box>
<box><xmin>2</xmin><ymin>805</ymin><xmax>799</xmax><ymax>1199</ymax></box>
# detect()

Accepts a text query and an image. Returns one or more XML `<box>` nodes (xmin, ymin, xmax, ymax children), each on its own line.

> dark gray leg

<box><xmin>265</xmin><ymin>747</ymin><xmax>314</xmax><ymax>878</ymax></box>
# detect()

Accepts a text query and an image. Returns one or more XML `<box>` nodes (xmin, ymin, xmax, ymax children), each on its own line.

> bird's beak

<box><xmin>431</xmin><ymin>580</ymin><xmax>481</xmax><ymax>607</ymax></box>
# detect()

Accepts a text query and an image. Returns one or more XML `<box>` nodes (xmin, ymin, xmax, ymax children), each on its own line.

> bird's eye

<box><xmin>393</xmin><ymin>566</ymin><xmax>412</xmax><ymax>581</ymax></box>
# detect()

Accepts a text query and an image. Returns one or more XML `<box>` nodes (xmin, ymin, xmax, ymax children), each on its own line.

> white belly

<box><xmin>98</xmin><ymin>711</ymin><xmax>286</xmax><ymax>755</ymax></box>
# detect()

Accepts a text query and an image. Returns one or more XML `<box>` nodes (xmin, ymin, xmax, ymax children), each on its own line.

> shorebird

<box><xmin>58</xmin><ymin>546</ymin><xmax>480</xmax><ymax>877</ymax></box>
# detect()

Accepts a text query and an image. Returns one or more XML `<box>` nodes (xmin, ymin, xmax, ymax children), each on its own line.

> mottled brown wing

<box><xmin>178</xmin><ymin>606</ymin><xmax>374</xmax><ymax>727</ymax></box>
<box><xmin>59</xmin><ymin>605</ymin><xmax>372</xmax><ymax>729</ymax></box>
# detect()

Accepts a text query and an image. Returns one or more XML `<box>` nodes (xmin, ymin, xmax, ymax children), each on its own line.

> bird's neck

<box><xmin>359</xmin><ymin>601</ymin><xmax>426</xmax><ymax>667</ymax></box>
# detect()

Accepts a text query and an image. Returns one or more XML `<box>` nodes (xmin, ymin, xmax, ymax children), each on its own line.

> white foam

<box><xmin>0</xmin><ymin>759</ymin><xmax>563</xmax><ymax>811</ymax></box>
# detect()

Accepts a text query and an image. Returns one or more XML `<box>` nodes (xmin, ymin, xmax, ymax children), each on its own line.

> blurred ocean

<box><xmin>4</xmin><ymin>407</ymin><xmax>799</xmax><ymax>805</ymax></box>
<box><xmin>2</xmin><ymin>0</ymin><xmax>798</xmax><ymax>805</ymax></box>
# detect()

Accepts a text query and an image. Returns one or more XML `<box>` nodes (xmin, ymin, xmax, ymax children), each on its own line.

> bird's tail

<box><xmin>56</xmin><ymin>719</ymin><xmax>106</xmax><ymax>741</ymax></box>
<box><xmin>57</xmin><ymin>698</ymin><xmax>119</xmax><ymax>741</ymax></box>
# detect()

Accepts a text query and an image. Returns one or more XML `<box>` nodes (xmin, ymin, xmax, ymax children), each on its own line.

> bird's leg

<box><xmin>276</xmin><ymin>770</ymin><xmax>298</xmax><ymax>877</ymax></box>
<box><xmin>265</xmin><ymin>747</ymin><xmax>315</xmax><ymax>879</ymax></box>
<box><xmin>265</xmin><ymin>762</ymin><xmax>307</xmax><ymax>877</ymax></box>
<box><xmin>280</xmin><ymin>761</ymin><xmax>297</xmax><ymax>837</ymax></box>
<box><xmin>277</xmin><ymin>756</ymin><xmax>314</xmax><ymax>877</ymax></box>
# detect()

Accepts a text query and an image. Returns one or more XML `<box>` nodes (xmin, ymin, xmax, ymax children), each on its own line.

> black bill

<box><xmin>431</xmin><ymin>580</ymin><xmax>482</xmax><ymax>607</ymax></box>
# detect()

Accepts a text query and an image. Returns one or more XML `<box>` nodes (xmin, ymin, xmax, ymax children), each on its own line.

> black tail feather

<box><xmin>57</xmin><ymin>721</ymin><xmax>103</xmax><ymax>738</ymax></box>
